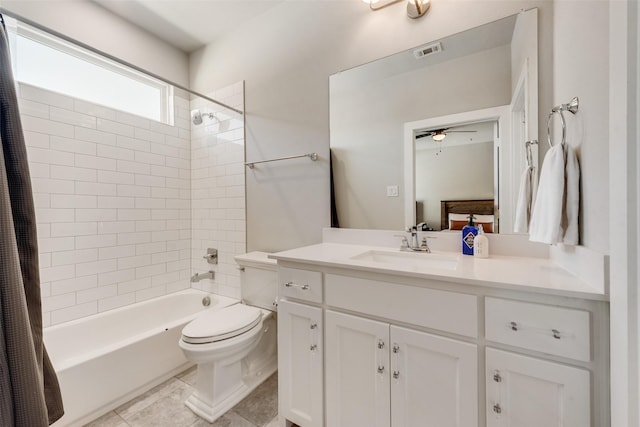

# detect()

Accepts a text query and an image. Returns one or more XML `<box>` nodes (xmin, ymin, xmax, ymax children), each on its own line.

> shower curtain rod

<box><xmin>0</xmin><ymin>9</ymin><xmax>244</xmax><ymax>116</ymax></box>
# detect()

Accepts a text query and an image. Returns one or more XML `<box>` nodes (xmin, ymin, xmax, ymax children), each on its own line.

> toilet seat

<box><xmin>182</xmin><ymin>304</ymin><xmax>262</xmax><ymax>344</ymax></box>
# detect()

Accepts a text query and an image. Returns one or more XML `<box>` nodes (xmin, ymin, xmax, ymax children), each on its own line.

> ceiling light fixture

<box><xmin>362</xmin><ymin>0</ymin><xmax>431</xmax><ymax>19</ymax></box>
<box><xmin>432</xmin><ymin>131</ymin><xmax>446</xmax><ymax>142</ymax></box>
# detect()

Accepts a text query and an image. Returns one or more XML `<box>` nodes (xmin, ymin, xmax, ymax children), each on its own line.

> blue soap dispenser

<box><xmin>462</xmin><ymin>214</ymin><xmax>478</xmax><ymax>255</ymax></box>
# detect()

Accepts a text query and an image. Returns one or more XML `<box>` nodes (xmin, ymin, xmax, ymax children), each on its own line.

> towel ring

<box><xmin>546</xmin><ymin>97</ymin><xmax>579</xmax><ymax>147</ymax></box>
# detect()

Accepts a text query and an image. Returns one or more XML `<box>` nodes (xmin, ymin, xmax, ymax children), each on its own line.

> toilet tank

<box><xmin>234</xmin><ymin>252</ymin><xmax>278</xmax><ymax>311</ymax></box>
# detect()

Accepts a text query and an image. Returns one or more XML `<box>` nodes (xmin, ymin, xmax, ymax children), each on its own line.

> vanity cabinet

<box><xmin>484</xmin><ymin>297</ymin><xmax>593</xmax><ymax>427</ymax></box>
<box><xmin>278</xmin><ymin>299</ymin><xmax>324</xmax><ymax>427</ymax></box>
<box><xmin>325</xmin><ymin>310</ymin><xmax>477</xmax><ymax>427</ymax></box>
<box><xmin>485</xmin><ymin>348</ymin><xmax>590</xmax><ymax>427</ymax></box>
<box><xmin>275</xmin><ymin>258</ymin><xmax>609</xmax><ymax>427</ymax></box>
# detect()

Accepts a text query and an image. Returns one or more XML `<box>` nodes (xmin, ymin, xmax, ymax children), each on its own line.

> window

<box><xmin>6</xmin><ymin>17</ymin><xmax>172</xmax><ymax>124</ymax></box>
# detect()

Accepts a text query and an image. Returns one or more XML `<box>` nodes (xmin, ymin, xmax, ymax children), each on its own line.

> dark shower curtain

<box><xmin>0</xmin><ymin>14</ymin><xmax>64</xmax><ymax>426</ymax></box>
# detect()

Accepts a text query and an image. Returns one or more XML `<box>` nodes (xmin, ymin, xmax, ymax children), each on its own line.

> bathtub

<box><xmin>45</xmin><ymin>289</ymin><xmax>238</xmax><ymax>427</ymax></box>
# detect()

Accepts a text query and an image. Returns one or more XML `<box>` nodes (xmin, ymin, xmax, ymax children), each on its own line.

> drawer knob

<box><xmin>552</xmin><ymin>329</ymin><xmax>561</xmax><ymax>339</ymax></box>
<box><xmin>493</xmin><ymin>404</ymin><xmax>502</xmax><ymax>414</ymax></box>
<box><xmin>284</xmin><ymin>282</ymin><xmax>309</xmax><ymax>290</ymax></box>
<box><xmin>510</xmin><ymin>321</ymin><xmax>518</xmax><ymax>331</ymax></box>
<box><xmin>493</xmin><ymin>371</ymin><xmax>502</xmax><ymax>383</ymax></box>
<box><xmin>377</xmin><ymin>366</ymin><xmax>385</xmax><ymax>374</ymax></box>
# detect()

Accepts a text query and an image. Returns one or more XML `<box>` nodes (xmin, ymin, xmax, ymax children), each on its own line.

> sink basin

<box><xmin>349</xmin><ymin>249</ymin><xmax>458</xmax><ymax>271</ymax></box>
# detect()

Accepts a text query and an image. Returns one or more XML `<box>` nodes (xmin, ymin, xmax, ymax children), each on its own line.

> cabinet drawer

<box><xmin>278</xmin><ymin>267</ymin><xmax>323</xmax><ymax>304</ymax></box>
<box><xmin>485</xmin><ymin>297</ymin><xmax>591</xmax><ymax>362</ymax></box>
<box><xmin>325</xmin><ymin>274</ymin><xmax>477</xmax><ymax>338</ymax></box>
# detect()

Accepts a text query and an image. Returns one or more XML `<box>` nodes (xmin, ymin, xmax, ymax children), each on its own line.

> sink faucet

<box><xmin>191</xmin><ymin>271</ymin><xmax>215</xmax><ymax>282</ymax></box>
<box><xmin>399</xmin><ymin>226</ymin><xmax>432</xmax><ymax>253</ymax></box>
<box><xmin>408</xmin><ymin>226</ymin><xmax>419</xmax><ymax>249</ymax></box>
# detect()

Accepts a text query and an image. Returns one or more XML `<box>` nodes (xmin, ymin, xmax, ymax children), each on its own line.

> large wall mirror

<box><xmin>330</xmin><ymin>9</ymin><xmax>538</xmax><ymax>234</ymax></box>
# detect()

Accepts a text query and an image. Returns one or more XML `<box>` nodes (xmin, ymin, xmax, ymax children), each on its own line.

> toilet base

<box><xmin>184</xmin><ymin>355</ymin><xmax>277</xmax><ymax>423</ymax></box>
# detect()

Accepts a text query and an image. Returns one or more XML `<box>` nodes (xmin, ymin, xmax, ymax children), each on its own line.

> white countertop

<box><xmin>269</xmin><ymin>243</ymin><xmax>608</xmax><ymax>301</ymax></box>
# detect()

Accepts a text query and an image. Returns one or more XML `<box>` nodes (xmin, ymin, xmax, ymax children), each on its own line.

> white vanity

<box><xmin>271</xmin><ymin>232</ymin><xmax>609</xmax><ymax>427</ymax></box>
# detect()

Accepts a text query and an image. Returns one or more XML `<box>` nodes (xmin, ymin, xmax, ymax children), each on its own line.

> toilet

<box><xmin>179</xmin><ymin>252</ymin><xmax>278</xmax><ymax>423</ymax></box>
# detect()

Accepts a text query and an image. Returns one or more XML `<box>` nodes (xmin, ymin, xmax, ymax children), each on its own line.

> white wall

<box><xmin>552</xmin><ymin>0</ymin><xmax>610</xmax><ymax>253</ymax></box>
<box><xmin>609</xmin><ymin>0</ymin><xmax>639</xmax><ymax>425</ymax></box>
<box><xmin>415</xmin><ymin>142</ymin><xmax>494</xmax><ymax>230</ymax></box>
<box><xmin>190</xmin><ymin>0</ymin><xmax>555</xmax><ymax>252</ymax></box>
<box><xmin>1</xmin><ymin>0</ymin><xmax>189</xmax><ymax>87</ymax></box>
<box><xmin>19</xmin><ymin>83</ymin><xmax>192</xmax><ymax>326</ymax></box>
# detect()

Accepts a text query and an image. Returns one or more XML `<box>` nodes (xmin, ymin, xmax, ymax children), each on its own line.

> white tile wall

<box><xmin>190</xmin><ymin>82</ymin><xmax>246</xmax><ymax>300</ymax></box>
<box><xmin>19</xmin><ymin>83</ymin><xmax>193</xmax><ymax>326</ymax></box>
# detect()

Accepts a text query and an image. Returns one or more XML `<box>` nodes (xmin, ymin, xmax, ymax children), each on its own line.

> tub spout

<box><xmin>191</xmin><ymin>271</ymin><xmax>215</xmax><ymax>282</ymax></box>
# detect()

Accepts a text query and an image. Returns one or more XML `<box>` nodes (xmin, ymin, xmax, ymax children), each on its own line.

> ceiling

<box><xmin>92</xmin><ymin>0</ymin><xmax>285</xmax><ymax>53</ymax></box>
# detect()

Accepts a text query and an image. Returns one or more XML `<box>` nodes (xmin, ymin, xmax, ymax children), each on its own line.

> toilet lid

<box><xmin>182</xmin><ymin>304</ymin><xmax>262</xmax><ymax>344</ymax></box>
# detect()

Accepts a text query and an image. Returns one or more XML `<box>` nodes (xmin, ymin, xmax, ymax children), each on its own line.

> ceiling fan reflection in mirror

<box><xmin>415</xmin><ymin>127</ymin><xmax>477</xmax><ymax>142</ymax></box>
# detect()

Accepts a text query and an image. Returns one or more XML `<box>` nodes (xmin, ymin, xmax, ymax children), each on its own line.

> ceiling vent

<box><xmin>413</xmin><ymin>42</ymin><xmax>442</xmax><ymax>59</ymax></box>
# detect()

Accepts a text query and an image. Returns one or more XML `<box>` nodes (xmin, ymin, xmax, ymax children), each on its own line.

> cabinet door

<box><xmin>390</xmin><ymin>325</ymin><xmax>478</xmax><ymax>427</ymax></box>
<box><xmin>278</xmin><ymin>300</ymin><xmax>323</xmax><ymax>427</ymax></box>
<box><xmin>326</xmin><ymin>310</ymin><xmax>391</xmax><ymax>427</ymax></box>
<box><xmin>486</xmin><ymin>348</ymin><xmax>591</xmax><ymax>427</ymax></box>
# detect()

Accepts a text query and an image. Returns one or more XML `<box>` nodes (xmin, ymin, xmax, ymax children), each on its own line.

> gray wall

<box><xmin>189</xmin><ymin>0</ymin><xmax>557</xmax><ymax>252</ymax></box>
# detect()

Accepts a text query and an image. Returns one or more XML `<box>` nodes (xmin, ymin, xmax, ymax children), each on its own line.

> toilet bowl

<box><xmin>179</xmin><ymin>252</ymin><xmax>278</xmax><ymax>423</ymax></box>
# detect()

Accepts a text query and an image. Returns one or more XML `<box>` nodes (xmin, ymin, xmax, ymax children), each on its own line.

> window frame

<box><xmin>9</xmin><ymin>19</ymin><xmax>173</xmax><ymax>124</ymax></box>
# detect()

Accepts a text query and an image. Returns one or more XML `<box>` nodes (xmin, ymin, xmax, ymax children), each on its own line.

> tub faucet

<box><xmin>191</xmin><ymin>271</ymin><xmax>215</xmax><ymax>282</ymax></box>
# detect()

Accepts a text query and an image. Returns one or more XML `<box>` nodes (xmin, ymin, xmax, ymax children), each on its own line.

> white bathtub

<box><xmin>45</xmin><ymin>289</ymin><xmax>238</xmax><ymax>427</ymax></box>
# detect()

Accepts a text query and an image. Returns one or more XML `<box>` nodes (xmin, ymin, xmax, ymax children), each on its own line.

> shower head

<box><xmin>191</xmin><ymin>109</ymin><xmax>218</xmax><ymax>125</ymax></box>
<box><xmin>191</xmin><ymin>109</ymin><xmax>203</xmax><ymax>125</ymax></box>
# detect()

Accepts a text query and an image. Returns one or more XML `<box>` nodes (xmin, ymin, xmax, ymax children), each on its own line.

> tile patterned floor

<box><xmin>85</xmin><ymin>367</ymin><xmax>279</xmax><ymax>427</ymax></box>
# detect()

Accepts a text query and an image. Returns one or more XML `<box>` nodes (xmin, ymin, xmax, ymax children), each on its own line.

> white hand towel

<box><xmin>529</xmin><ymin>144</ymin><xmax>565</xmax><ymax>244</ymax></box>
<box><xmin>514</xmin><ymin>166</ymin><xmax>533</xmax><ymax>233</ymax></box>
<box><xmin>528</xmin><ymin>143</ymin><xmax>580</xmax><ymax>245</ymax></box>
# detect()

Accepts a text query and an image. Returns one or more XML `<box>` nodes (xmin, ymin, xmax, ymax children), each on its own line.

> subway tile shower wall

<box><xmin>19</xmin><ymin>82</ymin><xmax>246</xmax><ymax>326</ymax></box>
<box><xmin>189</xmin><ymin>82</ymin><xmax>246</xmax><ymax>300</ymax></box>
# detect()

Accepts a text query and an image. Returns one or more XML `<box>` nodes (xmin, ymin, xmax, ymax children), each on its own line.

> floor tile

<box><xmin>231</xmin><ymin>374</ymin><xmax>278</xmax><ymax>426</ymax></box>
<box><xmin>191</xmin><ymin>411</ymin><xmax>256</xmax><ymax>427</ymax></box>
<box><xmin>84</xmin><ymin>410</ymin><xmax>128</xmax><ymax>427</ymax></box>
<box><xmin>177</xmin><ymin>365</ymin><xmax>198</xmax><ymax>387</ymax></box>
<box><xmin>84</xmin><ymin>367</ymin><xmax>279</xmax><ymax>427</ymax></box>
<box><xmin>262</xmin><ymin>416</ymin><xmax>282</xmax><ymax>427</ymax></box>
<box><xmin>125</xmin><ymin>384</ymin><xmax>199</xmax><ymax>427</ymax></box>
<box><xmin>115</xmin><ymin>377</ymin><xmax>189</xmax><ymax>420</ymax></box>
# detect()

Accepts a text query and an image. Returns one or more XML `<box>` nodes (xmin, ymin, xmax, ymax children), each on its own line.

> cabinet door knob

<box><xmin>393</xmin><ymin>370</ymin><xmax>400</xmax><ymax>379</ymax></box>
<box><xmin>493</xmin><ymin>404</ymin><xmax>502</xmax><ymax>414</ymax></box>
<box><xmin>378</xmin><ymin>340</ymin><xmax>385</xmax><ymax>349</ymax></box>
<box><xmin>493</xmin><ymin>371</ymin><xmax>502</xmax><ymax>383</ymax></box>
<box><xmin>552</xmin><ymin>329</ymin><xmax>561</xmax><ymax>339</ymax></box>
<box><xmin>310</xmin><ymin>344</ymin><xmax>317</xmax><ymax>351</ymax></box>
<box><xmin>510</xmin><ymin>321</ymin><xmax>518</xmax><ymax>331</ymax></box>
<box><xmin>377</xmin><ymin>366</ymin><xmax>385</xmax><ymax>374</ymax></box>
<box><xmin>310</xmin><ymin>323</ymin><xmax>318</xmax><ymax>330</ymax></box>
<box><xmin>392</xmin><ymin>344</ymin><xmax>400</xmax><ymax>353</ymax></box>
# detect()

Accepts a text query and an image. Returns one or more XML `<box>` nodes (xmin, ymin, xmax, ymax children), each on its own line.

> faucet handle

<box><xmin>419</xmin><ymin>235</ymin><xmax>437</xmax><ymax>252</ymax></box>
<box><xmin>394</xmin><ymin>234</ymin><xmax>410</xmax><ymax>249</ymax></box>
